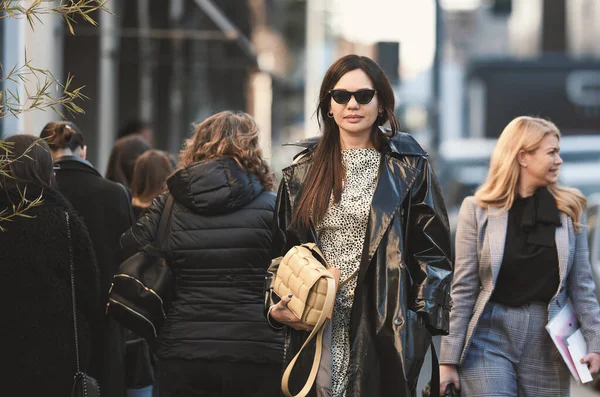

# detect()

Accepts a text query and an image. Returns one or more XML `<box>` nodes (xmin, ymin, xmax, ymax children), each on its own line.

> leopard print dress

<box><xmin>315</xmin><ymin>148</ymin><xmax>380</xmax><ymax>397</ymax></box>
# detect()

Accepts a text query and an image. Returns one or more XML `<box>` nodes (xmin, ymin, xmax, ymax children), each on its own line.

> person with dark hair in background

<box><xmin>265</xmin><ymin>54</ymin><xmax>453</xmax><ymax>397</ymax></box>
<box><xmin>125</xmin><ymin>149</ymin><xmax>176</xmax><ymax>397</ymax></box>
<box><xmin>41</xmin><ymin>121</ymin><xmax>134</xmax><ymax>397</ymax></box>
<box><xmin>130</xmin><ymin>150</ymin><xmax>176</xmax><ymax>218</ymax></box>
<box><xmin>106</xmin><ymin>135</ymin><xmax>152</xmax><ymax>189</ymax></box>
<box><xmin>0</xmin><ymin>134</ymin><xmax>100</xmax><ymax>397</ymax></box>
<box><xmin>121</xmin><ymin>111</ymin><xmax>284</xmax><ymax>397</ymax></box>
<box><xmin>118</xmin><ymin>120</ymin><xmax>153</xmax><ymax>145</ymax></box>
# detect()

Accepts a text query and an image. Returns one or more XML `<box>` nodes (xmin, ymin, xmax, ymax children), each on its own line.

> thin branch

<box><xmin>0</xmin><ymin>0</ymin><xmax>113</xmax><ymax>34</ymax></box>
<box><xmin>0</xmin><ymin>140</ymin><xmax>46</xmax><ymax>231</ymax></box>
<box><xmin>0</xmin><ymin>57</ymin><xmax>88</xmax><ymax>119</ymax></box>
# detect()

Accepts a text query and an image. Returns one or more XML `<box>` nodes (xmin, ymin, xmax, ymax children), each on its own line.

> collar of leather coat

<box><xmin>279</xmin><ymin>127</ymin><xmax>426</xmax><ymax>284</ymax></box>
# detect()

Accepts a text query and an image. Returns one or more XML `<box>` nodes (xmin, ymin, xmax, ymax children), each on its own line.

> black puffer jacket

<box><xmin>121</xmin><ymin>157</ymin><xmax>284</xmax><ymax>364</ymax></box>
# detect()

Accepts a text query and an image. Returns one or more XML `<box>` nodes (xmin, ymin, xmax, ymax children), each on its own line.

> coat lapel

<box><xmin>282</xmin><ymin>161</ymin><xmax>311</xmax><ymax>213</ymax></box>
<box><xmin>358</xmin><ymin>154</ymin><xmax>419</xmax><ymax>282</ymax></box>
<box><xmin>487</xmin><ymin>206</ymin><xmax>508</xmax><ymax>287</ymax></box>
<box><xmin>555</xmin><ymin>213</ymin><xmax>569</xmax><ymax>287</ymax></box>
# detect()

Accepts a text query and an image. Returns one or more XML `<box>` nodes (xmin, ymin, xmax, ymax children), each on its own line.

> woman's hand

<box><xmin>269</xmin><ymin>267</ymin><xmax>340</xmax><ymax>331</ymax></box>
<box><xmin>269</xmin><ymin>294</ymin><xmax>313</xmax><ymax>331</ymax></box>
<box><xmin>581</xmin><ymin>352</ymin><xmax>600</xmax><ymax>374</ymax></box>
<box><xmin>440</xmin><ymin>364</ymin><xmax>460</xmax><ymax>395</ymax></box>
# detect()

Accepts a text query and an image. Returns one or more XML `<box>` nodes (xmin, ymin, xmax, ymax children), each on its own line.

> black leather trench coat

<box><xmin>264</xmin><ymin>132</ymin><xmax>453</xmax><ymax>397</ymax></box>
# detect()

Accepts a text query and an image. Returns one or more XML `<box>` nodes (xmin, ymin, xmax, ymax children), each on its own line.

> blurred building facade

<box><xmin>1</xmin><ymin>0</ymin><xmax>305</xmax><ymax>173</ymax></box>
<box><xmin>2</xmin><ymin>0</ymin><xmax>599</xmax><ymax>174</ymax></box>
<box><xmin>439</xmin><ymin>0</ymin><xmax>600</xmax><ymax>211</ymax></box>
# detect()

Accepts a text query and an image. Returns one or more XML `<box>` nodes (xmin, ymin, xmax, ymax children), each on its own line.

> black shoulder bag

<box><xmin>66</xmin><ymin>212</ymin><xmax>101</xmax><ymax>397</ymax></box>
<box><xmin>106</xmin><ymin>194</ymin><xmax>175</xmax><ymax>343</ymax></box>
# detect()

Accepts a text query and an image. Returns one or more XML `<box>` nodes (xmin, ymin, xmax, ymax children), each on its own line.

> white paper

<box><xmin>567</xmin><ymin>330</ymin><xmax>593</xmax><ymax>383</ymax></box>
<box><xmin>545</xmin><ymin>302</ymin><xmax>580</xmax><ymax>381</ymax></box>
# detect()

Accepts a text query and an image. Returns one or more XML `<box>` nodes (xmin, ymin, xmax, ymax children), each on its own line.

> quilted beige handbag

<box><xmin>270</xmin><ymin>243</ymin><xmax>337</xmax><ymax>397</ymax></box>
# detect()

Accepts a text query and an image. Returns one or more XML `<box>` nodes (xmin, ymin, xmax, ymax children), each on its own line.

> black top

<box><xmin>0</xmin><ymin>185</ymin><xmax>99</xmax><ymax>397</ymax></box>
<box><xmin>132</xmin><ymin>204</ymin><xmax>147</xmax><ymax>219</ymax></box>
<box><xmin>491</xmin><ymin>187</ymin><xmax>561</xmax><ymax>307</ymax></box>
<box><xmin>53</xmin><ymin>155</ymin><xmax>133</xmax><ymax>396</ymax></box>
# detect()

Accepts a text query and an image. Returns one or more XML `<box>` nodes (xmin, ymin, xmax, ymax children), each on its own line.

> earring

<box><xmin>378</xmin><ymin>110</ymin><xmax>383</xmax><ymax>116</ymax></box>
<box><xmin>327</xmin><ymin>111</ymin><xmax>334</xmax><ymax>118</ymax></box>
<box><xmin>522</xmin><ymin>164</ymin><xmax>528</xmax><ymax>168</ymax></box>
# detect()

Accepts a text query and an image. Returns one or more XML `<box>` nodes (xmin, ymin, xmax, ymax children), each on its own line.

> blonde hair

<box><xmin>475</xmin><ymin>116</ymin><xmax>586</xmax><ymax>228</ymax></box>
<box><xmin>179</xmin><ymin>111</ymin><xmax>274</xmax><ymax>190</ymax></box>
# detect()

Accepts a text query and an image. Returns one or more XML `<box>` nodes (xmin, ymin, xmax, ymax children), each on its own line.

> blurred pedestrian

<box><xmin>118</xmin><ymin>119</ymin><xmax>153</xmax><ymax>145</ymax></box>
<box><xmin>265</xmin><ymin>54</ymin><xmax>453</xmax><ymax>397</ymax></box>
<box><xmin>106</xmin><ymin>135</ymin><xmax>152</xmax><ymax>189</ymax></box>
<box><xmin>41</xmin><ymin>121</ymin><xmax>134</xmax><ymax>397</ymax></box>
<box><xmin>121</xmin><ymin>111</ymin><xmax>284</xmax><ymax>397</ymax></box>
<box><xmin>440</xmin><ymin>116</ymin><xmax>600</xmax><ymax>396</ymax></box>
<box><xmin>0</xmin><ymin>135</ymin><xmax>100</xmax><ymax>397</ymax></box>
<box><xmin>131</xmin><ymin>150</ymin><xmax>176</xmax><ymax>218</ymax></box>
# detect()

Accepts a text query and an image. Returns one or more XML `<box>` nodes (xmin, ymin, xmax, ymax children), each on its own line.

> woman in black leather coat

<box><xmin>121</xmin><ymin>111</ymin><xmax>284</xmax><ymax>397</ymax></box>
<box><xmin>264</xmin><ymin>55</ymin><xmax>453</xmax><ymax>397</ymax></box>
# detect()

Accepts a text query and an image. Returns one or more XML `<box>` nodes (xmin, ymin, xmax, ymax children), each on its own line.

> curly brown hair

<box><xmin>179</xmin><ymin>111</ymin><xmax>274</xmax><ymax>190</ymax></box>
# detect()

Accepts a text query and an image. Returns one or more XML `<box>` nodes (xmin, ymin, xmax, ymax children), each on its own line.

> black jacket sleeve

<box><xmin>406</xmin><ymin>158</ymin><xmax>453</xmax><ymax>335</ymax></box>
<box><xmin>271</xmin><ymin>179</ymin><xmax>291</xmax><ymax>258</ymax></box>
<box><xmin>263</xmin><ymin>180</ymin><xmax>289</xmax><ymax>330</ymax></box>
<box><xmin>120</xmin><ymin>193</ymin><xmax>167</xmax><ymax>255</ymax></box>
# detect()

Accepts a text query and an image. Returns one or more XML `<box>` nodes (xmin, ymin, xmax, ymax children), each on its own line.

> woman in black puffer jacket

<box><xmin>121</xmin><ymin>111</ymin><xmax>284</xmax><ymax>397</ymax></box>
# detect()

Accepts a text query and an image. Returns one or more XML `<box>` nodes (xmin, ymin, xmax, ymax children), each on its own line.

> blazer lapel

<box><xmin>555</xmin><ymin>213</ymin><xmax>569</xmax><ymax>286</ymax></box>
<box><xmin>487</xmin><ymin>206</ymin><xmax>508</xmax><ymax>287</ymax></box>
<box><xmin>358</xmin><ymin>154</ymin><xmax>419</xmax><ymax>282</ymax></box>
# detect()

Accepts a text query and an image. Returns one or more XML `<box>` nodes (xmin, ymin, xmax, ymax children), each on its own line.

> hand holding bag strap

<box><xmin>281</xmin><ymin>276</ymin><xmax>336</xmax><ymax>397</ymax></box>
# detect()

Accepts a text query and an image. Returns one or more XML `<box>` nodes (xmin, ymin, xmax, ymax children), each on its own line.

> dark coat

<box><xmin>0</xmin><ymin>185</ymin><xmax>100</xmax><ymax>397</ymax></box>
<box><xmin>121</xmin><ymin>157</ymin><xmax>284</xmax><ymax>364</ymax></box>
<box><xmin>54</xmin><ymin>155</ymin><xmax>133</xmax><ymax>397</ymax></box>
<box><xmin>264</xmin><ymin>133</ymin><xmax>454</xmax><ymax>397</ymax></box>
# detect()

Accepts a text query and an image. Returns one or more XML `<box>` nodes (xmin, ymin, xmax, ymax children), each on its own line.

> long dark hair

<box><xmin>1</xmin><ymin>134</ymin><xmax>56</xmax><ymax>190</ymax></box>
<box><xmin>293</xmin><ymin>55</ymin><xmax>400</xmax><ymax>229</ymax></box>
<box><xmin>105</xmin><ymin>135</ymin><xmax>152</xmax><ymax>188</ymax></box>
<box><xmin>131</xmin><ymin>150</ymin><xmax>175</xmax><ymax>203</ymax></box>
<box><xmin>40</xmin><ymin>121</ymin><xmax>84</xmax><ymax>152</ymax></box>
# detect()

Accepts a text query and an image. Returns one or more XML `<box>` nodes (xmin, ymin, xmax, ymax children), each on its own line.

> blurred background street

<box><xmin>1</xmin><ymin>0</ymin><xmax>599</xmax><ymax>394</ymax></box>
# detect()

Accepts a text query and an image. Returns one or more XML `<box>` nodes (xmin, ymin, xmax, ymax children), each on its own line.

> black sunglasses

<box><xmin>329</xmin><ymin>89</ymin><xmax>376</xmax><ymax>105</ymax></box>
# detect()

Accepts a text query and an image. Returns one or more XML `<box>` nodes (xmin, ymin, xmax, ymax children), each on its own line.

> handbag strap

<box><xmin>65</xmin><ymin>212</ymin><xmax>81</xmax><ymax>373</ymax></box>
<box><xmin>281</xmin><ymin>275</ymin><xmax>336</xmax><ymax>397</ymax></box>
<box><xmin>156</xmin><ymin>194</ymin><xmax>175</xmax><ymax>251</ymax></box>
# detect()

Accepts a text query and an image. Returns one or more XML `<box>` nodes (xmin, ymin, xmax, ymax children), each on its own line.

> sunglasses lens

<box><xmin>355</xmin><ymin>90</ymin><xmax>375</xmax><ymax>104</ymax></box>
<box><xmin>331</xmin><ymin>90</ymin><xmax>352</xmax><ymax>104</ymax></box>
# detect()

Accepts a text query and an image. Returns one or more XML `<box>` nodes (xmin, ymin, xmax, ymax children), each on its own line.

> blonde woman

<box><xmin>439</xmin><ymin>116</ymin><xmax>600</xmax><ymax>396</ymax></box>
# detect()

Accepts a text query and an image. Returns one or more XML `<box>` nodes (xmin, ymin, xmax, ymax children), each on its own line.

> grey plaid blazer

<box><xmin>440</xmin><ymin>196</ymin><xmax>600</xmax><ymax>365</ymax></box>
